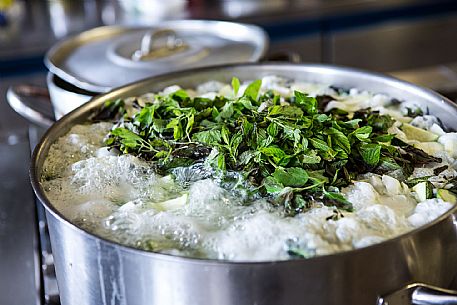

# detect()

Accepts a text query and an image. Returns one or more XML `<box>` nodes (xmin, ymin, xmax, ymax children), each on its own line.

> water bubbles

<box><xmin>172</xmin><ymin>163</ymin><xmax>213</xmax><ymax>186</ymax></box>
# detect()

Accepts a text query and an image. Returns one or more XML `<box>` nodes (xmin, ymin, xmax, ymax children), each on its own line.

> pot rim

<box><xmin>31</xmin><ymin>62</ymin><xmax>457</xmax><ymax>266</ymax></box>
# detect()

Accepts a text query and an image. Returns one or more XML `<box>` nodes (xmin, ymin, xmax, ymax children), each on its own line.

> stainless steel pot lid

<box><xmin>44</xmin><ymin>20</ymin><xmax>268</xmax><ymax>93</ymax></box>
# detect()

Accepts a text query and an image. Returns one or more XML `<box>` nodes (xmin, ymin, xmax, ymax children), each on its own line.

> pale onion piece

<box><xmin>154</xmin><ymin>193</ymin><xmax>189</xmax><ymax>211</ymax></box>
<box><xmin>396</xmin><ymin>116</ymin><xmax>413</xmax><ymax>123</ymax></box>
<box><xmin>373</xmin><ymin>107</ymin><xmax>405</xmax><ymax>120</ymax></box>
<box><xmin>370</xmin><ymin>94</ymin><xmax>391</xmax><ymax>108</ymax></box>
<box><xmin>196</xmin><ymin>81</ymin><xmax>225</xmax><ymax>94</ymax></box>
<box><xmin>185</xmin><ymin>89</ymin><xmax>197</xmax><ymax>98</ymax></box>
<box><xmin>379</xmin><ymin>194</ymin><xmax>416</xmax><ymax>216</ymax></box>
<box><xmin>324</xmin><ymin>100</ymin><xmax>360</xmax><ymax>112</ymax></box>
<box><xmin>401</xmin><ymin>182</ymin><xmax>410</xmax><ymax>195</ymax></box>
<box><xmin>261</xmin><ymin>75</ymin><xmax>288</xmax><ymax>88</ymax></box>
<box><xmin>343</xmin><ymin>181</ymin><xmax>380</xmax><ymax>210</ymax></box>
<box><xmin>137</xmin><ymin>93</ymin><xmax>155</xmax><ymax>107</ymax></box>
<box><xmin>290</xmin><ymin>82</ymin><xmax>335</xmax><ymax>97</ymax></box>
<box><xmin>218</xmin><ymin>85</ymin><xmax>233</xmax><ymax>98</ymax></box>
<box><xmin>382</xmin><ymin>175</ymin><xmax>402</xmax><ymax>195</ymax></box>
<box><xmin>237</xmin><ymin>84</ymin><xmax>248</xmax><ymax>97</ymax></box>
<box><xmin>200</xmin><ymin>92</ymin><xmax>217</xmax><ymax>100</ymax></box>
<box><xmin>430</xmin><ymin>123</ymin><xmax>446</xmax><ymax>136</ymax></box>
<box><xmin>162</xmin><ymin>85</ymin><xmax>182</xmax><ymax>95</ymax></box>
<box><xmin>368</xmin><ymin>175</ymin><xmax>384</xmax><ymax>193</ymax></box>
<box><xmin>438</xmin><ymin>133</ymin><xmax>457</xmax><ymax>158</ymax></box>
<box><xmin>388</xmin><ymin>125</ymin><xmax>417</xmax><ymax>144</ymax></box>
<box><xmin>401</xmin><ymin>123</ymin><xmax>439</xmax><ymax>142</ymax></box>
<box><xmin>410</xmin><ymin>115</ymin><xmax>439</xmax><ymax>130</ymax></box>
<box><xmin>413</xmin><ymin>142</ymin><xmax>444</xmax><ymax>157</ymax></box>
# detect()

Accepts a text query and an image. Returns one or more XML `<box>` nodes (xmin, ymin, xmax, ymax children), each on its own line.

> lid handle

<box><xmin>132</xmin><ymin>29</ymin><xmax>189</xmax><ymax>61</ymax></box>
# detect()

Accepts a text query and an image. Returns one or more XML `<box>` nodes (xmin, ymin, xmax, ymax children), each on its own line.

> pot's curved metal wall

<box><xmin>33</xmin><ymin>63</ymin><xmax>457</xmax><ymax>305</ymax></box>
<box><xmin>47</xmin><ymin>209</ymin><xmax>457</xmax><ymax>305</ymax></box>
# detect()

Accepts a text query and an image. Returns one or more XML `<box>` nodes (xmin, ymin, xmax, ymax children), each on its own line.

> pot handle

<box><xmin>7</xmin><ymin>85</ymin><xmax>55</xmax><ymax>128</ymax></box>
<box><xmin>378</xmin><ymin>283</ymin><xmax>457</xmax><ymax>305</ymax></box>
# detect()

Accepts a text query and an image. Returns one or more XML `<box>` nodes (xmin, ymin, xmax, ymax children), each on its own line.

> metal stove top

<box><xmin>0</xmin><ymin>72</ymin><xmax>59</xmax><ymax>305</ymax></box>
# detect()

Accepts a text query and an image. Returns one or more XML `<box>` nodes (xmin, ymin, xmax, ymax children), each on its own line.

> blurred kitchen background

<box><xmin>1</xmin><ymin>1</ymin><xmax>457</xmax><ymax>304</ymax></box>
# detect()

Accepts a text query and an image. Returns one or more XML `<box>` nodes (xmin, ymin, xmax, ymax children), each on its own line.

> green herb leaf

<box><xmin>232</xmin><ymin>77</ymin><xmax>241</xmax><ymax>96</ymax></box>
<box><xmin>267</xmin><ymin>123</ymin><xmax>279</xmax><ymax>137</ymax></box>
<box><xmin>260</xmin><ymin>146</ymin><xmax>287</xmax><ymax>158</ymax></box>
<box><xmin>264</xmin><ymin>176</ymin><xmax>284</xmax><ymax>193</ymax></box>
<box><xmin>217</xmin><ymin>153</ymin><xmax>226</xmax><ymax>171</ymax></box>
<box><xmin>272</xmin><ymin>167</ymin><xmax>309</xmax><ymax>187</ymax></box>
<box><xmin>326</xmin><ymin>127</ymin><xmax>351</xmax><ymax>153</ymax></box>
<box><xmin>358</xmin><ymin>143</ymin><xmax>381</xmax><ymax>166</ymax></box>
<box><xmin>111</xmin><ymin>128</ymin><xmax>144</xmax><ymax>150</ymax></box>
<box><xmin>310</xmin><ymin>138</ymin><xmax>331</xmax><ymax>152</ymax></box>
<box><xmin>300</xmin><ymin>150</ymin><xmax>322</xmax><ymax>164</ymax></box>
<box><xmin>351</xmin><ymin>126</ymin><xmax>372</xmax><ymax>141</ymax></box>
<box><xmin>269</xmin><ymin>105</ymin><xmax>304</xmax><ymax>118</ymax></box>
<box><xmin>243</xmin><ymin>79</ymin><xmax>262</xmax><ymax>101</ymax></box>
<box><xmin>192</xmin><ymin>129</ymin><xmax>222</xmax><ymax>145</ymax></box>
<box><xmin>135</xmin><ymin>106</ymin><xmax>154</xmax><ymax>127</ymax></box>
<box><xmin>373</xmin><ymin>134</ymin><xmax>395</xmax><ymax>143</ymax></box>
<box><xmin>323</xmin><ymin>190</ymin><xmax>353</xmax><ymax>212</ymax></box>
<box><xmin>294</xmin><ymin>91</ymin><xmax>317</xmax><ymax>114</ymax></box>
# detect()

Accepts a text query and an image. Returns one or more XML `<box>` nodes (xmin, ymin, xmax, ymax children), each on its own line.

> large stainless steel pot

<box><xmin>31</xmin><ymin>63</ymin><xmax>457</xmax><ymax>305</ymax></box>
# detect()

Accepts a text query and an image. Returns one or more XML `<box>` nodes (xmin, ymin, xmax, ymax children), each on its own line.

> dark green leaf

<box><xmin>260</xmin><ymin>146</ymin><xmax>287</xmax><ymax>160</ymax></box>
<box><xmin>272</xmin><ymin>167</ymin><xmax>309</xmax><ymax>187</ymax></box>
<box><xmin>342</xmin><ymin>119</ymin><xmax>362</xmax><ymax>129</ymax></box>
<box><xmin>326</xmin><ymin>127</ymin><xmax>351</xmax><ymax>153</ymax></box>
<box><xmin>111</xmin><ymin>128</ymin><xmax>143</xmax><ymax>149</ymax></box>
<box><xmin>135</xmin><ymin>106</ymin><xmax>154</xmax><ymax>127</ymax></box>
<box><xmin>358</xmin><ymin>143</ymin><xmax>381</xmax><ymax>166</ymax></box>
<box><xmin>294</xmin><ymin>91</ymin><xmax>317</xmax><ymax>114</ymax></box>
<box><xmin>323</xmin><ymin>190</ymin><xmax>353</xmax><ymax>211</ymax></box>
<box><xmin>352</xmin><ymin>126</ymin><xmax>372</xmax><ymax>141</ymax></box>
<box><xmin>264</xmin><ymin>176</ymin><xmax>284</xmax><ymax>193</ymax></box>
<box><xmin>267</xmin><ymin>123</ymin><xmax>279</xmax><ymax>137</ymax></box>
<box><xmin>373</xmin><ymin>134</ymin><xmax>395</xmax><ymax>142</ymax></box>
<box><xmin>193</xmin><ymin>97</ymin><xmax>212</xmax><ymax>110</ymax></box>
<box><xmin>192</xmin><ymin>129</ymin><xmax>222</xmax><ymax>145</ymax></box>
<box><xmin>269</xmin><ymin>105</ymin><xmax>304</xmax><ymax>118</ymax></box>
<box><xmin>405</xmin><ymin>176</ymin><xmax>432</xmax><ymax>187</ymax></box>
<box><xmin>310</xmin><ymin>138</ymin><xmax>331</xmax><ymax>152</ymax></box>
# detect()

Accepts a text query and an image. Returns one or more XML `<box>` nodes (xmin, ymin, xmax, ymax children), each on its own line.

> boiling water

<box><xmin>40</xmin><ymin>78</ymin><xmax>455</xmax><ymax>261</ymax></box>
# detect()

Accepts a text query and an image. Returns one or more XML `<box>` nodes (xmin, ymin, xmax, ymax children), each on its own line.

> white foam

<box><xmin>42</xmin><ymin>122</ymin><xmax>112</xmax><ymax>179</ymax></box>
